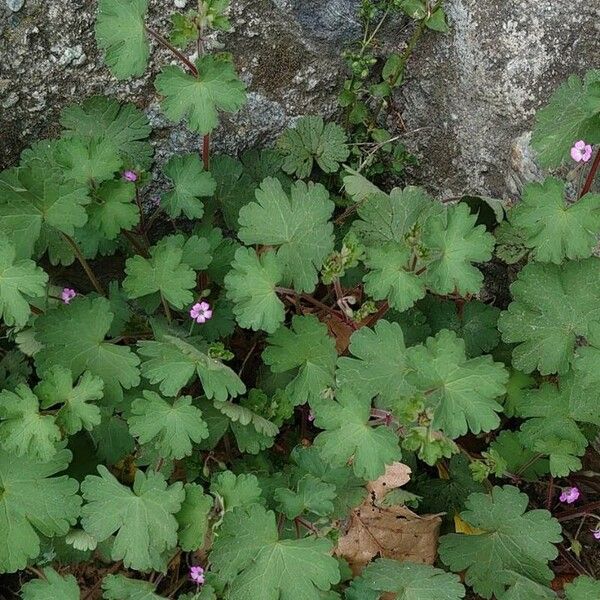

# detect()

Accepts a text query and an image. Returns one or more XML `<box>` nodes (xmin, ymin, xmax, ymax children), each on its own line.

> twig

<box><xmin>556</xmin><ymin>500</ymin><xmax>600</xmax><ymax>522</ymax></box>
<box><xmin>275</xmin><ymin>287</ymin><xmax>341</xmax><ymax>318</ymax></box>
<box><xmin>61</xmin><ymin>233</ymin><xmax>105</xmax><ymax>295</ymax></box>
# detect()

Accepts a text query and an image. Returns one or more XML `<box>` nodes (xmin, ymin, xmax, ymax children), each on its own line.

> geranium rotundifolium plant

<box><xmin>0</xmin><ymin>0</ymin><xmax>599</xmax><ymax>597</ymax></box>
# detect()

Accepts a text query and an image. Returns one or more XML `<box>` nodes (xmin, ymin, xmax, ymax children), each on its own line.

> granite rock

<box><xmin>1</xmin><ymin>0</ymin><xmax>598</xmax><ymax>198</ymax></box>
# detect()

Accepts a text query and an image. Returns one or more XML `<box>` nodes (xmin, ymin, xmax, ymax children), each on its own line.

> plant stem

<box><xmin>202</xmin><ymin>133</ymin><xmax>211</xmax><ymax>171</ymax></box>
<box><xmin>580</xmin><ymin>147</ymin><xmax>600</xmax><ymax>197</ymax></box>
<box><xmin>374</xmin><ymin>0</ymin><xmax>444</xmax><ymax>122</ymax></box>
<box><xmin>275</xmin><ymin>287</ymin><xmax>341</xmax><ymax>317</ymax></box>
<box><xmin>122</xmin><ymin>229</ymin><xmax>149</xmax><ymax>257</ymax></box>
<box><xmin>61</xmin><ymin>233</ymin><xmax>105</xmax><ymax>296</ymax></box>
<box><xmin>557</xmin><ymin>500</ymin><xmax>600</xmax><ymax>522</ymax></box>
<box><xmin>160</xmin><ymin>292</ymin><xmax>173</xmax><ymax>324</ymax></box>
<box><xmin>145</xmin><ymin>25</ymin><xmax>198</xmax><ymax>76</ymax></box>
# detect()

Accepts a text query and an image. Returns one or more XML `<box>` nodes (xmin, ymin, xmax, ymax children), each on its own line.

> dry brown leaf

<box><xmin>323</xmin><ymin>314</ymin><xmax>355</xmax><ymax>354</ymax></box>
<box><xmin>367</xmin><ymin>462</ymin><xmax>412</xmax><ymax>500</ymax></box>
<box><xmin>335</xmin><ymin>461</ymin><xmax>443</xmax><ymax>575</ymax></box>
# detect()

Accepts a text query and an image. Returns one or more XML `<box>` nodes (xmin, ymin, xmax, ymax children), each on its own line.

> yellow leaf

<box><xmin>454</xmin><ymin>514</ymin><xmax>485</xmax><ymax>535</ymax></box>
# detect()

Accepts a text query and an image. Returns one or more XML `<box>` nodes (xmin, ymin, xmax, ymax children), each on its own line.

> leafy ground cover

<box><xmin>1</xmin><ymin>1</ymin><xmax>600</xmax><ymax>598</ymax></box>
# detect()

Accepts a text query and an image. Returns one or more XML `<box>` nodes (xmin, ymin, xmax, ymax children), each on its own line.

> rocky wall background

<box><xmin>1</xmin><ymin>0</ymin><xmax>599</xmax><ymax>198</ymax></box>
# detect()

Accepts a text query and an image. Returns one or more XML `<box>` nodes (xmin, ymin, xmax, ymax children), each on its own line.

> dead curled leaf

<box><xmin>335</xmin><ymin>462</ymin><xmax>443</xmax><ymax>575</ymax></box>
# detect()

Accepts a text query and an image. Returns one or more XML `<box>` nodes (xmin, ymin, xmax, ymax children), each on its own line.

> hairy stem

<box><xmin>145</xmin><ymin>25</ymin><xmax>198</xmax><ymax>76</ymax></box>
<box><xmin>61</xmin><ymin>233</ymin><xmax>105</xmax><ymax>296</ymax></box>
<box><xmin>579</xmin><ymin>147</ymin><xmax>600</xmax><ymax>197</ymax></box>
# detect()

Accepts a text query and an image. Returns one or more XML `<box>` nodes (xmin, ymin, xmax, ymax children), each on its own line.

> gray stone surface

<box><xmin>1</xmin><ymin>0</ymin><xmax>599</xmax><ymax>197</ymax></box>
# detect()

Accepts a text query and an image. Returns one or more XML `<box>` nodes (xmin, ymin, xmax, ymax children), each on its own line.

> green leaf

<box><xmin>277</xmin><ymin>116</ymin><xmax>350</xmax><ymax>178</ymax></box>
<box><xmin>214</xmin><ymin>398</ymin><xmax>279</xmax><ymax>437</ymax></box>
<box><xmin>0</xmin><ymin>447</ymin><xmax>81</xmax><ymax>573</ymax></box>
<box><xmin>514</xmin><ymin>379</ymin><xmax>590</xmax><ymax>476</ymax></box>
<box><xmin>35</xmin><ymin>297</ymin><xmax>140</xmax><ymax>404</ymax></box>
<box><xmin>210</xmin><ymin>471</ymin><xmax>264</xmax><ymax>512</ymax></box>
<box><xmin>231</xmin><ymin>420</ymin><xmax>275</xmax><ymax>454</ymax></box>
<box><xmin>176</xmin><ymin>483</ymin><xmax>212</xmax><ymax>551</ymax></box>
<box><xmin>95</xmin><ymin>0</ymin><xmax>150</xmax><ymax>79</ymax></box>
<box><xmin>89</xmin><ymin>180</ymin><xmax>139</xmax><ymax>240</ymax></box>
<box><xmin>224</xmin><ymin>247</ymin><xmax>285</xmax><ymax>333</ymax></box>
<box><xmin>124</xmin><ymin>237</ymin><xmax>196</xmax><ymax>309</ymax></box>
<box><xmin>102</xmin><ymin>574</ymin><xmax>167</xmax><ymax>600</ymax></box>
<box><xmin>565</xmin><ymin>576</ymin><xmax>600</xmax><ymax>600</ymax></box>
<box><xmin>0</xmin><ymin>348</ymin><xmax>31</xmax><ymax>391</ymax></box>
<box><xmin>419</xmin><ymin>297</ymin><xmax>500</xmax><ymax>357</ymax></box>
<box><xmin>55</xmin><ymin>136</ymin><xmax>122</xmax><ymax>185</ymax></box>
<box><xmin>352</xmin><ymin>558</ymin><xmax>465</xmax><ymax>600</ymax></box>
<box><xmin>415</xmin><ymin>454</ymin><xmax>484</xmax><ymax>518</ymax></box>
<box><xmin>274</xmin><ymin>474</ymin><xmax>336</xmax><ymax>519</ymax></box>
<box><xmin>351</xmin><ymin>184</ymin><xmax>434</xmax><ymax>246</ymax></box>
<box><xmin>439</xmin><ymin>485</ymin><xmax>562</xmax><ymax>599</ymax></box>
<box><xmin>510</xmin><ymin>178</ymin><xmax>600</xmax><ymax>263</ymax></box>
<box><xmin>0</xmin><ymin>239</ymin><xmax>47</xmax><ymax>327</ymax></box>
<box><xmin>407</xmin><ymin>329</ymin><xmax>508</xmax><ymax>438</ymax></box>
<box><xmin>237</xmin><ymin>178</ymin><xmax>335</xmax><ymax>292</ymax></box>
<box><xmin>532</xmin><ymin>71</ymin><xmax>600</xmax><ymax>167</ymax></box>
<box><xmin>499</xmin><ymin>573</ymin><xmax>556</xmax><ymax>600</ymax></box>
<box><xmin>363</xmin><ymin>243</ymin><xmax>426</xmax><ymax>311</ymax></box>
<box><xmin>91</xmin><ymin>414</ymin><xmax>135</xmax><ymax>465</ymax></box>
<box><xmin>210</xmin><ymin>504</ymin><xmax>340</xmax><ymax>600</ymax></box>
<box><xmin>210</xmin><ymin>150</ymin><xmax>290</xmax><ymax>231</ymax></box>
<box><xmin>0</xmin><ymin>165</ymin><xmax>89</xmax><ymax>258</ymax></box>
<box><xmin>336</xmin><ymin>320</ymin><xmax>414</xmax><ymax>404</ymax></box>
<box><xmin>0</xmin><ymin>384</ymin><xmax>60</xmax><ymax>461</ymax></box>
<box><xmin>34</xmin><ymin>366</ymin><xmax>103</xmax><ymax>434</ymax></box>
<box><xmin>60</xmin><ymin>96</ymin><xmax>153</xmax><ymax>170</ymax></box>
<box><xmin>21</xmin><ymin>567</ymin><xmax>80</xmax><ymax>600</ymax></box>
<box><xmin>138</xmin><ymin>334</ymin><xmax>245</xmax><ymax>400</ymax></box>
<box><xmin>426</xmin><ymin>7</ymin><xmax>449</xmax><ymax>32</ymax></box>
<box><xmin>291</xmin><ymin>445</ymin><xmax>366</xmax><ymax>517</ymax></box>
<box><xmin>498</xmin><ymin>258</ymin><xmax>600</xmax><ymax>374</ymax></box>
<box><xmin>155</xmin><ymin>55</ymin><xmax>247</xmax><ymax>134</ymax></box>
<box><xmin>128</xmin><ymin>392</ymin><xmax>209</xmax><ymax>459</ymax></box>
<box><xmin>312</xmin><ymin>387</ymin><xmax>401</xmax><ymax>479</ymax></box>
<box><xmin>262</xmin><ymin>315</ymin><xmax>337</xmax><ymax>405</ymax></box>
<box><xmin>162</xmin><ymin>153</ymin><xmax>216</xmax><ymax>219</ymax></box>
<box><xmin>81</xmin><ymin>466</ymin><xmax>184</xmax><ymax>572</ymax></box>
<box><xmin>423</xmin><ymin>203</ymin><xmax>495</xmax><ymax>295</ymax></box>
<box><xmin>169</xmin><ymin>12</ymin><xmax>198</xmax><ymax>48</ymax></box>
<box><xmin>489</xmin><ymin>431</ymin><xmax>549</xmax><ymax>481</ymax></box>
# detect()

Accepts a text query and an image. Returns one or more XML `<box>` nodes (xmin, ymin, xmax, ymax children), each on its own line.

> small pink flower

<box><xmin>559</xmin><ymin>486</ymin><xmax>580</xmax><ymax>504</ymax></box>
<box><xmin>61</xmin><ymin>288</ymin><xmax>76</xmax><ymax>304</ymax></box>
<box><xmin>592</xmin><ymin>529</ymin><xmax>600</xmax><ymax>540</ymax></box>
<box><xmin>190</xmin><ymin>301</ymin><xmax>212</xmax><ymax>324</ymax></box>
<box><xmin>308</xmin><ymin>410</ymin><xmax>315</xmax><ymax>422</ymax></box>
<box><xmin>122</xmin><ymin>170</ymin><xmax>138</xmax><ymax>182</ymax></box>
<box><xmin>570</xmin><ymin>140</ymin><xmax>593</xmax><ymax>163</ymax></box>
<box><xmin>190</xmin><ymin>565</ymin><xmax>205</xmax><ymax>584</ymax></box>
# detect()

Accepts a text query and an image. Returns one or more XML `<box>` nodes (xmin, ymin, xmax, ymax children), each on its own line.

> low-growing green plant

<box><xmin>1</xmin><ymin>0</ymin><xmax>600</xmax><ymax>598</ymax></box>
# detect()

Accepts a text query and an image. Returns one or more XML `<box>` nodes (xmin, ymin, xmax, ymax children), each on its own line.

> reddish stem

<box><xmin>145</xmin><ymin>26</ymin><xmax>198</xmax><ymax>76</ymax></box>
<box><xmin>580</xmin><ymin>148</ymin><xmax>600</xmax><ymax>198</ymax></box>
<box><xmin>202</xmin><ymin>134</ymin><xmax>211</xmax><ymax>171</ymax></box>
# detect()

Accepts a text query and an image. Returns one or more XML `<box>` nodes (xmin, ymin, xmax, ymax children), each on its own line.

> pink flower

<box><xmin>570</xmin><ymin>140</ymin><xmax>593</xmax><ymax>163</ymax></box>
<box><xmin>592</xmin><ymin>529</ymin><xmax>600</xmax><ymax>540</ymax></box>
<box><xmin>559</xmin><ymin>486</ymin><xmax>580</xmax><ymax>504</ymax></box>
<box><xmin>190</xmin><ymin>301</ymin><xmax>212</xmax><ymax>324</ymax></box>
<box><xmin>308</xmin><ymin>410</ymin><xmax>315</xmax><ymax>422</ymax></box>
<box><xmin>189</xmin><ymin>565</ymin><xmax>205</xmax><ymax>584</ymax></box>
<box><xmin>122</xmin><ymin>170</ymin><xmax>138</xmax><ymax>182</ymax></box>
<box><xmin>61</xmin><ymin>288</ymin><xmax>76</xmax><ymax>304</ymax></box>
